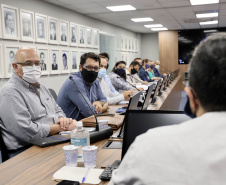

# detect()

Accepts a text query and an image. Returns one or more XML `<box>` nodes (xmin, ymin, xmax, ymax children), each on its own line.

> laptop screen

<box><xmin>142</xmin><ymin>84</ymin><xmax>154</xmax><ymax>110</ymax></box>
<box><xmin>121</xmin><ymin>110</ymin><xmax>191</xmax><ymax>159</ymax></box>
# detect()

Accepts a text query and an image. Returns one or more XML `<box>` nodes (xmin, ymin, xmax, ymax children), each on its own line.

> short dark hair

<box><xmin>130</xmin><ymin>61</ymin><xmax>140</xmax><ymax>67</ymax></box>
<box><xmin>189</xmin><ymin>33</ymin><xmax>226</xmax><ymax>111</ymax></box>
<box><xmin>99</xmin><ymin>52</ymin><xmax>109</xmax><ymax>60</ymax></box>
<box><xmin>62</xmin><ymin>53</ymin><xmax>67</xmax><ymax>60</ymax></box>
<box><xmin>40</xmin><ymin>52</ymin><xmax>45</xmax><ymax>57</ymax></box>
<box><xmin>112</xmin><ymin>61</ymin><xmax>126</xmax><ymax>79</ymax></box>
<box><xmin>142</xmin><ymin>59</ymin><xmax>149</xmax><ymax>65</ymax></box>
<box><xmin>134</xmin><ymin>57</ymin><xmax>142</xmax><ymax>61</ymax></box>
<box><xmin>80</xmin><ymin>52</ymin><xmax>100</xmax><ymax>66</ymax></box>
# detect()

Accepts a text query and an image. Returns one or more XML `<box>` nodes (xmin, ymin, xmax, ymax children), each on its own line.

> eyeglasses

<box><xmin>83</xmin><ymin>64</ymin><xmax>100</xmax><ymax>72</ymax></box>
<box><xmin>17</xmin><ymin>62</ymin><xmax>41</xmax><ymax>67</ymax></box>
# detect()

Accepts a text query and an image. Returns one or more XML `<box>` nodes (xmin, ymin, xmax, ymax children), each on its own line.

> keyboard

<box><xmin>99</xmin><ymin>160</ymin><xmax>121</xmax><ymax>181</ymax></box>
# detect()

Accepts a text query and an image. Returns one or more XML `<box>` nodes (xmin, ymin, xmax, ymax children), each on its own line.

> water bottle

<box><xmin>71</xmin><ymin>121</ymin><xmax>90</xmax><ymax>162</ymax></box>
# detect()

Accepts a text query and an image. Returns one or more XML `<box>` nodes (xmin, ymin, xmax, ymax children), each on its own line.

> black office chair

<box><xmin>0</xmin><ymin>130</ymin><xmax>9</xmax><ymax>162</ymax></box>
<box><xmin>48</xmin><ymin>88</ymin><xmax>57</xmax><ymax>101</ymax></box>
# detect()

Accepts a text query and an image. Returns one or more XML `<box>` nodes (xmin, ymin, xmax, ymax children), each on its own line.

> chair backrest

<box><xmin>48</xmin><ymin>88</ymin><xmax>57</xmax><ymax>101</ymax></box>
<box><xmin>0</xmin><ymin>129</ymin><xmax>9</xmax><ymax>162</ymax></box>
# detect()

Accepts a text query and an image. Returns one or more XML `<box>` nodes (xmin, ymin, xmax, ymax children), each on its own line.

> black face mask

<box><xmin>150</xmin><ymin>65</ymin><xmax>155</xmax><ymax>69</ymax></box>
<box><xmin>131</xmin><ymin>68</ymin><xmax>138</xmax><ymax>74</ymax></box>
<box><xmin>184</xmin><ymin>96</ymin><xmax>196</xmax><ymax>118</ymax></box>
<box><xmin>81</xmin><ymin>68</ymin><xmax>98</xmax><ymax>84</ymax></box>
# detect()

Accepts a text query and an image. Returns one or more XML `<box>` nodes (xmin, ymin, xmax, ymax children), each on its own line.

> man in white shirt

<box><xmin>109</xmin><ymin>33</ymin><xmax>226</xmax><ymax>185</ymax></box>
<box><xmin>98</xmin><ymin>55</ymin><xmax>133</xmax><ymax>105</ymax></box>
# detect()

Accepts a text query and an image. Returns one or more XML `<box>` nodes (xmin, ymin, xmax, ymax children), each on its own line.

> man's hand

<box><xmin>67</xmin><ymin>120</ymin><xmax>77</xmax><ymax>131</ymax></box>
<box><xmin>123</xmin><ymin>90</ymin><xmax>133</xmax><ymax>100</ymax></box>
<box><xmin>92</xmin><ymin>101</ymin><xmax>102</xmax><ymax>113</ymax></box>
<box><xmin>142</xmin><ymin>81</ymin><xmax>148</xmax><ymax>85</ymax></box>
<box><xmin>57</xmin><ymin>117</ymin><xmax>73</xmax><ymax>130</ymax></box>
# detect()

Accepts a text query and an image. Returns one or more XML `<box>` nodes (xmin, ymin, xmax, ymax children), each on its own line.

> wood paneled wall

<box><xmin>159</xmin><ymin>31</ymin><xmax>188</xmax><ymax>76</ymax></box>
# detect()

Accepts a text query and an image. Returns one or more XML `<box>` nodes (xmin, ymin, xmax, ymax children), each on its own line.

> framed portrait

<box><xmin>93</xmin><ymin>29</ymin><xmax>99</xmax><ymax>49</ymax></box>
<box><xmin>60</xmin><ymin>20</ymin><xmax>69</xmax><ymax>45</ymax></box>
<box><xmin>48</xmin><ymin>16</ymin><xmax>59</xmax><ymax>45</ymax></box>
<box><xmin>0</xmin><ymin>8</ymin><xmax>2</xmax><ymax>38</ymax></box>
<box><xmin>70</xmin><ymin>22</ymin><xmax>78</xmax><ymax>47</ymax></box>
<box><xmin>121</xmin><ymin>53</ymin><xmax>124</xmax><ymax>61</ymax></box>
<box><xmin>136</xmin><ymin>39</ymin><xmax>139</xmax><ymax>52</ymax></box>
<box><xmin>60</xmin><ymin>49</ymin><xmax>70</xmax><ymax>74</ymax></box>
<box><xmin>121</xmin><ymin>35</ymin><xmax>124</xmax><ymax>51</ymax></box>
<box><xmin>124</xmin><ymin>37</ymin><xmax>128</xmax><ymax>51</ymax></box>
<box><xmin>128</xmin><ymin>38</ymin><xmax>132</xmax><ymax>52</ymax></box>
<box><xmin>20</xmin><ymin>9</ymin><xmax>34</xmax><ymax>42</ymax></box>
<box><xmin>1</xmin><ymin>4</ymin><xmax>20</xmax><ymax>40</ymax></box>
<box><xmin>0</xmin><ymin>45</ymin><xmax>4</xmax><ymax>78</ymax></box>
<box><xmin>116</xmin><ymin>36</ymin><xmax>120</xmax><ymax>51</ymax></box>
<box><xmin>78</xmin><ymin>25</ymin><xmax>86</xmax><ymax>47</ymax></box>
<box><xmin>86</xmin><ymin>27</ymin><xmax>92</xmax><ymax>48</ymax></box>
<box><xmin>4</xmin><ymin>45</ymin><xmax>20</xmax><ymax>78</ymax></box>
<box><xmin>71</xmin><ymin>49</ymin><xmax>79</xmax><ymax>73</ymax></box>
<box><xmin>35</xmin><ymin>13</ymin><xmax>47</xmax><ymax>43</ymax></box>
<box><xmin>131</xmin><ymin>38</ymin><xmax>135</xmax><ymax>52</ymax></box>
<box><xmin>37</xmin><ymin>47</ymin><xmax>49</xmax><ymax>75</ymax></box>
<box><xmin>50</xmin><ymin>48</ymin><xmax>60</xmax><ymax>74</ymax></box>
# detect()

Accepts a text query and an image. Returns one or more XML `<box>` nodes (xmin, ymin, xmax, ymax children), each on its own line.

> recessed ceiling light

<box><xmin>190</xmin><ymin>0</ymin><xmax>219</xmax><ymax>5</ymax></box>
<box><xmin>151</xmin><ymin>27</ymin><xmax>168</xmax><ymax>31</ymax></box>
<box><xmin>196</xmin><ymin>12</ymin><xmax>218</xmax><ymax>18</ymax></box>
<box><xmin>200</xmin><ymin>20</ymin><xmax>218</xmax><ymax>25</ymax></box>
<box><xmin>131</xmin><ymin>17</ymin><xmax>153</xmax><ymax>22</ymax></box>
<box><xmin>144</xmin><ymin>24</ymin><xmax>163</xmax><ymax>28</ymax></box>
<box><xmin>204</xmin><ymin>29</ymin><xmax>217</xmax><ymax>33</ymax></box>
<box><xmin>106</xmin><ymin>5</ymin><xmax>136</xmax><ymax>12</ymax></box>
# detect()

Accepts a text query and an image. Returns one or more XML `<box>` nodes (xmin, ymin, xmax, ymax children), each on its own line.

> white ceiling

<box><xmin>43</xmin><ymin>0</ymin><xmax>226</xmax><ymax>33</ymax></box>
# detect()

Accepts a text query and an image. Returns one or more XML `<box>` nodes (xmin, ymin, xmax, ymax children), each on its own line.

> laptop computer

<box><xmin>142</xmin><ymin>84</ymin><xmax>155</xmax><ymax>110</ymax></box>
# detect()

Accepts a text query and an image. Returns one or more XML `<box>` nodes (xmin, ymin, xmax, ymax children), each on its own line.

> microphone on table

<box><xmin>69</xmin><ymin>76</ymin><xmax>113</xmax><ymax>143</ymax></box>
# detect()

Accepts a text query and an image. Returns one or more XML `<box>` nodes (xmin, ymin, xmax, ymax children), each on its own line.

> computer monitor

<box><xmin>151</xmin><ymin>80</ymin><xmax>161</xmax><ymax>103</ymax></box>
<box><xmin>142</xmin><ymin>84</ymin><xmax>154</xmax><ymax>110</ymax></box>
<box><xmin>121</xmin><ymin>110</ymin><xmax>191</xmax><ymax>159</ymax></box>
<box><xmin>127</xmin><ymin>91</ymin><xmax>142</xmax><ymax>110</ymax></box>
<box><xmin>158</xmin><ymin>77</ymin><xmax>167</xmax><ymax>96</ymax></box>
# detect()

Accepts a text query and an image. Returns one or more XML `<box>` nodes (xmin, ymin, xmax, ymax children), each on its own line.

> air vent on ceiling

<box><xmin>184</xmin><ymin>18</ymin><xmax>217</xmax><ymax>23</ymax></box>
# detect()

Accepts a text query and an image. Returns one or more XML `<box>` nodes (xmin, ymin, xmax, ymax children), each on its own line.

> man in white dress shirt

<box><xmin>109</xmin><ymin>33</ymin><xmax>226</xmax><ymax>185</ymax></box>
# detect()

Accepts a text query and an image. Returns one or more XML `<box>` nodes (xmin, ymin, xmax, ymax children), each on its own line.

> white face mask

<box><xmin>18</xmin><ymin>64</ymin><xmax>41</xmax><ymax>83</ymax></box>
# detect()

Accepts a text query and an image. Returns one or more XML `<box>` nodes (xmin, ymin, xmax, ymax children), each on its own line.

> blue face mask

<box><xmin>184</xmin><ymin>96</ymin><xmax>196</xmax><ymax>118</ymax></box>
<box><xmin>98</xmin><ymin>68</ymin><xmax>106</xmax><ymax>78</ymax></box>
<box><xmin>145</xmin><ymin>64</ymin><xmax>150</xmax><ymax>69</ymax></box>
<box><xmin>115</xmin><ymin>68</ymin><xmax>125</xmax><ymax>75</ymax></box>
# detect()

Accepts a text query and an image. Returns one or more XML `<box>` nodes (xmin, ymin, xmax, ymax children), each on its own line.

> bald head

<box><xmin>13</xmin><ymin>48</ymin><xmax>41</xmax><ymax>79</ymax></box>
<box><xmin>155</xmin><ymin>60</ymin><xmax>160</xmax><ymax>65</ymax></box>
<box><xmin>15</xmin><ymin>48</ymin><xmax>39</xmax><ymax>63</ymax></box>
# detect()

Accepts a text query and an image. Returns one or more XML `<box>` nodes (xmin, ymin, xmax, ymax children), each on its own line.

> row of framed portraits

<box><xmin>0</xmin><ymin>44</ymin><xmax>96</xmax><ymax>78</ymax></box>
<box><xmin>0</xmin><ymin>4</ymin><xmax>99</xmax><ymax>48</ymax></box>
<box><xmin>119</xmin><ymin>35</ymin><xmax>138</xmax><ymax>52</ymax></box>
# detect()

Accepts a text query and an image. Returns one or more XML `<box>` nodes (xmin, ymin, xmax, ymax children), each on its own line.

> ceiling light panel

<box><xmin>190</xmin><ymin>0</ymin><xmax>219</xmax><ymax>5</ymax></box>
<box><xmin>196</xmin><ymin>12</ymin><xmax>218</xmax><ymax>18</ymax></box>
<box><xmin>106</xmin><ymin>5</ymin><xmax>136</xmax><ymax>12</ymax></box>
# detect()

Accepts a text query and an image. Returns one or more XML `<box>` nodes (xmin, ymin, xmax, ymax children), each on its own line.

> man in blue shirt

<box><xmin>57</xmin><ymin>52</ymin><xmax>108</xmax><ymax>121</ymax></box>
<box><xmin>138</xmin><ymin>59</ymin><xmax>154</xmax><ymax>82</ymax></box>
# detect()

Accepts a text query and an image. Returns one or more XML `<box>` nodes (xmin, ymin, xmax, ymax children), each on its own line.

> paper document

<box><xmin>59</xmin><ymin>127</ymin><xmax>95</xmax><ymax>135</ymax></box>
<box><xmin>118</xmin><ymin>100</ymin><xmax>129</xmax><ymax>104</ymax></box>
<box><xmin>53</xmin><ymin>166</ymin><xmax>104</xmax><ymax>184</ymax></box>
<box><xmin>136</xmin><ymin>85</ymin><xmax>148</xmax><ymax>91</ymax></box>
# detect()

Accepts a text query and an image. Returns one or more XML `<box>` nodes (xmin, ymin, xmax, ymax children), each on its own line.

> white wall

<box><xmin>0</xmin><ymin>0</ymin><xmax>141</xmax><ymax>93</ymax></box>
<box><xmin>141</xmin><ymin>33</ymin><xmax>159</xmax><ymax>61</ymax></box>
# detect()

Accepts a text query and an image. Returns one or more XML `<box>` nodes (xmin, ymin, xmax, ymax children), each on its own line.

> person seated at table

<box><xmin>98</xmin><ymin>55</ymin><xmax>133</xmax><ymax>105</ymax></box>
<box><xmin>138</xmin><ymin>59</ymin><xmax>154</xmax><ymax>82</ymax></box>
<box><xmin>126</xmin><ymin>61</ymin><xmax>148</xmax><ymax>85</ymax></box>
<box><xmin>57</xmin><ymin>52</ymin><xmax>108</xmax><ymax>121</ymax></box>
<box><xmin>109</xmin><ymin>33</ymin><xmax>226</xmax><ymax>185</ymax></box>
<box><xmin>108</xmin><ymin>61</ymin><xmax>135</xmax><ymax>93</ymax></box>
<box><xmin>153</xmin><ymin>60</ymin><xmax>166</xmax><ymax>78</ymax></box>
<box><xmin>0</xmin><ymin>48</ymin><xmax>77</xmax><ymax>158</ymax></box>
<box><xmin>99</xmin><ymin>52</ymin><xmax>119</xmax><ymax>94</ymax></box>
<box><xmin>148</xmin><ymin>60</ymin><xmax>162</xmax><ymax>80</ymax></box>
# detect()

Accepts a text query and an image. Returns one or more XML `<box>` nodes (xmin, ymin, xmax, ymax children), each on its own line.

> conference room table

<box><xmin>0</xmin><ymin>76</ymin><xmax>185</xmax><ymax>185</ymax></box>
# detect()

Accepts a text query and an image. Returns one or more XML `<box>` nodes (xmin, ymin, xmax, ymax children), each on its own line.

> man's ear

<box><xmin>12</xmin><ymin>63</ymin><xmax>19</xmax><ymax>73</ymax></box>
<box><xmin>79</xmin><ymin>64</ymin><xmax>82</xmax><ymax>71</ymax></box>
<box><xmin>184</xmin><ymin>86</ymin><xmax>199</xmax><ymax>113</ymax></box>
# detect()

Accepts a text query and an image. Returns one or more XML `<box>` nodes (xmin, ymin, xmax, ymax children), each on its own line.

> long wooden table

<box><xmin>0</xmin><ymin>76</ymin><xmax>184</xmax><ymax>185</ymax></box>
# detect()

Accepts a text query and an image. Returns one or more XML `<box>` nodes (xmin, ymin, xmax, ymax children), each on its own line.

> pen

<box><xmin>82</xmin><ymin>168</ymin><xmax>90</xmax><ymax>183</ymax></box>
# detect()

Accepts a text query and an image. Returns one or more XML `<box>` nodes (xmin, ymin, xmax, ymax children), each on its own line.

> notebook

<box><xmin>30</xmin><ymin>134</ymin><xmax>70</xmax><ymax>147</ymax></box>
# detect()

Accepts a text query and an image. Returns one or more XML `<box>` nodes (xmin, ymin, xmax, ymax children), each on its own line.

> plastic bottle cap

<box><xmin>76</xmin><ymin>121</ymin><xmax>83</xmax><ymax>127</ymax></box>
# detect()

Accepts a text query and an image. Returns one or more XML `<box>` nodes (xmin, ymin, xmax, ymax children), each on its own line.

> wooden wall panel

<box><xmin>159</xmin><ymin>31</ymin><xmax>188</xmax><ymax>76</ymax></box>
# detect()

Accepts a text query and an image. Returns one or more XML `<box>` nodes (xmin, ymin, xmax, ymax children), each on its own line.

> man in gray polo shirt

<box><xmin>0</xmin><ymin>48</ymin><xmax>76</xmax><ymax>158</ymax></box>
